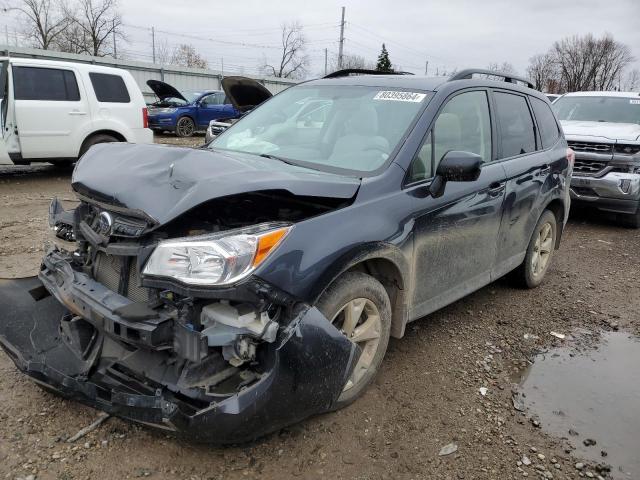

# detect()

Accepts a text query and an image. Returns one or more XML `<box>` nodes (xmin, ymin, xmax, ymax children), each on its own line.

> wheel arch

<box><xmin>310</xmin><ymin>243</ymin><xmax>410</xmax><ymax>339</ymax></box>
<box><xmin>543</xmin><ymin>198</ymin><xmax>566</xmax><ymax>248</ymax></box>
<box><xmin>78</xmin><ymin>130</ymin><xmax>127</xmax><ymax>157</ymax></box>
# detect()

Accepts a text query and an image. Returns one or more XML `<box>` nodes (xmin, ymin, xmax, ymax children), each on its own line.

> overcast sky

<box><xmin>4</xmin><ymin>0</ymin><xmax>640</xmax><ymax>78</ymax></box>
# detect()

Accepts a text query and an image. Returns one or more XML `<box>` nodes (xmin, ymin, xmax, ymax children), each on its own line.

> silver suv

<box><xmin>554</xmin><ymin>91</ymin><xmax>640</xmax><ymax>227</ymax></box>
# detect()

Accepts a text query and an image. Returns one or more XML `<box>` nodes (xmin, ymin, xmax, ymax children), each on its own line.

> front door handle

<box><xmin>488</xmin><ymin>181</ymin><xmax>506</xmax><ymax>196</ymax></box>
<box><xmin>68</xmin><ymin>111</ymin><xmax>87</xmax><ymax>115</ymax></box>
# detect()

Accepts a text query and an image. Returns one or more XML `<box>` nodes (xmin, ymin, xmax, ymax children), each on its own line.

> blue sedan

<box><xmin>146</xmin><ymin>80</ymin><xmax>240</xmax><ymax>137</ymax></box>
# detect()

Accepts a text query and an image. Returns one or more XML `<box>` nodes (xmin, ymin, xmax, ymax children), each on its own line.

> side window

<box><xmin>89</xmin><ymin>73</ymin><xmax>130</xmax><ymax>103</ymax></box>
<box><xmin>13</xmin><ymin>66</ymin><xmax>80</xmax><ymax>101</ymax></box>
<box><xmin>408</xmin><ymin>91</ymin><xmax>491</xmax><ymax>183</ymax></box>
<box><xmin>530</xmin><ymin>97</ymin><xmax>560</xmax><ymax>149</ymax></box>
<box><xmin>200</xmin><ymin>94</ymin><xmax>215</xmax><ymax>106</ymax></box>
<box><xmin>494</xmin><ymin>92</ymin><xmax>536</xmax><ymax>158</ymax></box>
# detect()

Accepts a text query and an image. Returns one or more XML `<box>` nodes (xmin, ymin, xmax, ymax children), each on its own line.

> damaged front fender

<box><xmin>0</xmin><ymin>277</ymin><xmax>359</xmax><ymax>444</ymax></box>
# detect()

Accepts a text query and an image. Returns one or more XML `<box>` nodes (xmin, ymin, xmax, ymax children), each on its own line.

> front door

<box><xmin>12</xmin><ymin>65</ymin><xmax>87</xmax><ymax>159</ymax></box>
<box><xmin>406</xmin><ymin>89</ymin><xmax>506</xmax><ymax>319</ymax></box>
<box><xmin>197</xmin><ymin>93</ymin><xmax>227</xmax><ymax>128</ymax></box>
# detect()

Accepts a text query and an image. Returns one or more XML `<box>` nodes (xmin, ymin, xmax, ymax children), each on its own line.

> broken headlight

<box><xmin>143</xmin><ymin>223</ymin><xmax>291</xmax><ymax>286</ymax></box>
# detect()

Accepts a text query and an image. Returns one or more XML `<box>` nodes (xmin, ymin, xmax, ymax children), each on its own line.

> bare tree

<box><xmin>169</xmin><ymin>43</ymin><xmax>208</xmax><ymax>69</ymax></box>
<box><xmin>262</xmin><ymin>21</ymin><xmax>309</xmax><ymax>79</ymax></box>
<box><xmin>552</xmin><ymin>33</ymin><xmax>633</xmax><ymax>92</ymax></box>
<box><xmin>623</xmin><ymin>69</ymin><xmax>640</xmax><ymax>92</ymax></box>
<box><xmin>527</xmin><ymin>53</ymin><xmax>559</xmax><ymax>92</ymax></box>
<box><xmin>16</xmin><ymin>0</ymin><xmax>68</xmax><ymax>49</ymax></box>
<box><xmin>62</xmin><ymin>0</ymin><xmax>123</xmax><ymax>56</ymax></box>
<box><xmin>487</xmin><ymin>62</ymin><xmax>517</xmax><ymax>75</ymax></box>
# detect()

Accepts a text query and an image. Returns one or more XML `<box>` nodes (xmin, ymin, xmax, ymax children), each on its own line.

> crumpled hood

<box><xmin>72</xmin><ymin>143</ymin><xmax>360</xmax><ymax>225</ymax></box>
<box><xmin>561</xmin><ymin>120</ymin><xmax>640</xmax><ymax>142</ymax></box>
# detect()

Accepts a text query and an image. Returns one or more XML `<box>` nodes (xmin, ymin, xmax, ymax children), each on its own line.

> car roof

<box><xmin>563</xmin><ymin>91</ymin><xmax>640</xmax><ymax>98</ymax></box>
<box><xmin>0</xmin><ymin>56</ymin><xmax>132</xmax><ymax>76</ymax></box>
<box><xmin>303</xmin><ymin>74</ymin><xmax>545</xmax><ymax>99</ymax></box>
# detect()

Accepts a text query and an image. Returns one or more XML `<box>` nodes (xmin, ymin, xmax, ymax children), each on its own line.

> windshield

<box><xmin>210</xmin><ymin>85</ymin><xmax>431</xmax><ymax>174</ymax></box>
<box><xmin>553</xmin><ymin>96</ymin><xmax>640</xmax><ymax>125</ymax></box>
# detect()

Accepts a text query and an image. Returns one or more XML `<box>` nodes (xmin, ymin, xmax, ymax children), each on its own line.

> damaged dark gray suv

<box><xmin>0</xmin><ymin>69</ymin><xmax>572</xmax><ymax>443</ymax></box>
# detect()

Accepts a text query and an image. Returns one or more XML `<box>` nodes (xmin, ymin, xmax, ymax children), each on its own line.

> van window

<box><xmin>89</xmin><ymin>73</ymin><xmax>130</xmax><ymax>103</ymax></box>
<box><xmin>530</xmin><ymin>97</ymin><xmax>560</xmax><ymax>149</ymax></box>
<box><xmin>494</xmin><ymin>92</ymin><xmax>536</xmax><ymax>158</ymax></box>
<box><xmin>13</xmin><ymin>66</ymin><xmax>80</xmax><ymax>101</ymax></box>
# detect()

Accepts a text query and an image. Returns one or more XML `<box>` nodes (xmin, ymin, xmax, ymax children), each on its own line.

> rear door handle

<box><xmin>68</xmin><ymin>111</ymin><xmax>87</xmax><ymax>115</ymax></box>
<box><xmin>488</xmin><ymin>181</ymin><xmax>506</xmax><ymax>196</ymax></box>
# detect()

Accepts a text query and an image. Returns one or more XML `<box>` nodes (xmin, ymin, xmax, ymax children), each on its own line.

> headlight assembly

<box><xmin>143</xmin><ymin>223</ymin><xmax>291</xmax><ymax>286</ymax></box>
<box><xmin>154</xmin><ymin>107</ymin><xmax>178</xmax><ymax>114</ymax></box>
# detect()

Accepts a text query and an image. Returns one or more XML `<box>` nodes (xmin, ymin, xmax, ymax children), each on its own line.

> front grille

<box><xmin>567</xmin><ymin>141</ymin><xmax>613</xmax><ymax>154</ymax></box>
<box><xmin>94</xmin><ymin>252</ymin><xmax>150</xmax><ymax>303</ymax></box>
<box><xmin>573</xmin><ymin>159</ymin><xmax>608</xmax><ymax>175</ymax></box>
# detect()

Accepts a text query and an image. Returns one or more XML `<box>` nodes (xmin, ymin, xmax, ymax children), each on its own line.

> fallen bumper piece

<box><xmin>0</xmin><ymin>277</ymin><xmax>358</xmax><ymax>444</ymax></box>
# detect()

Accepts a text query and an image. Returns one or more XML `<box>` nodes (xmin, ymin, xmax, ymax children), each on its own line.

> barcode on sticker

<box><xmin>630</xmin><ymin>99</ymin><xmax>640</xmax><ymax>105</ymax></box>
<box><xmin>374</xmin><ymin>91</ymin><xmax>426</xmax><ymax>102</ymax></box>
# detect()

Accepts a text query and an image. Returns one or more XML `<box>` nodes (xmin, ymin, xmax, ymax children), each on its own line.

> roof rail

<box><xmin>324</xmin><ymin>68</ymin><xmax>414</xmax><ymax>79</ymax></box>
<box><xmin>449</xmin><ymin>69</ymin><xmax>535</xmax><ymax>90</ymax></box>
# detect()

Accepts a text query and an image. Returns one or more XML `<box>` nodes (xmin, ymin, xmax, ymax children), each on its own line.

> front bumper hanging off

<box><xmin>0</xmin><ymin>273</ymin><xmax>359</xmax><ymax>444</ymax></box>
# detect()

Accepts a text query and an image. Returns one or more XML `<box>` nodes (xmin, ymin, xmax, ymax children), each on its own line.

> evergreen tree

<box><xmin>376</xmin><ymin>44</ymin><xmax>392</xmax><ymax>72</ymax></box>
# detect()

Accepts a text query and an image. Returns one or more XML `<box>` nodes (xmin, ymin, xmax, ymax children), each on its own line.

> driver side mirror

<box><xmin>429</xmin><ymin>151</ymin><xmax>482</xmax><ymax>198</ymax></box>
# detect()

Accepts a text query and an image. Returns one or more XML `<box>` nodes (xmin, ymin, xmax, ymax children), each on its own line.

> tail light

<box><xmin>566</xmin><ymin>148</ymin><xmax>575</xmax><ymax>168</ymax></box>
<box><xmin>142</xmin><ymin>108</ymin><xmax>148</xmax><ymax>128</ymax></box>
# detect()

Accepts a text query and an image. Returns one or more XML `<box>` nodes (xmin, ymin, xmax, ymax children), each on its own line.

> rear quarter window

<box><xmin>530</xmin><ymin>97</ymin><xmax>560</xmax><ymax>149</ymax></box>
<box><xmin>89</xmin><ymin>73</ymin><xmax>131</xmax><ymax>103</ymax></box>
<box><xmin>494</xmin><ymin>91</ymin><xmax>536</xmax><ymax>158</ymax></box>
<box><xmin>13</xmin><ymin>66</ymin><xmax>80</xmax><ymax>101</ymax></box>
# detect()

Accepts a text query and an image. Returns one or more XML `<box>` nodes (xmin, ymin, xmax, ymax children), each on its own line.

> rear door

<box><xmin>13</xmin><ymin>65</ymin><xmax>88</xmax><ymax>158</ymax></box>
<box><xmin>406</xmin><ymin>89</ymin><xmax>507</xmax><ymax>319</ymax></box>
<box><xmin>492</xmin><ymin>91</ymin><xmax>560</xmax><ymax>278</ymax></box>
<box><xmin>0</xmin><ymin>59</ymin><xmax>12</xmax><ymax>164</ymax></box>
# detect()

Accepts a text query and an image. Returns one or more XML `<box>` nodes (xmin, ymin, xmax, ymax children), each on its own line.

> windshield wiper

<box><xmin>259</xmin><ymin>153</ymin><xmax>299</xmax><ymax>166</ymax></box>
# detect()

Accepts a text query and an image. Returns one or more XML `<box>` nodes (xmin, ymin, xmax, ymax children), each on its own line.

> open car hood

<box><xmin>221</xmin><ymin>76</ymin><xmax>272</xmax><ymax>113</ymax></box>
<box><xmin>146</xmin><ymin>79</ymin><xmax>188</xmax><ymax>102</ymax></box>
<box><xmin>71</xmin><ymin>143</ymin><xmax>360</xmax><ymax>227</ymax></box>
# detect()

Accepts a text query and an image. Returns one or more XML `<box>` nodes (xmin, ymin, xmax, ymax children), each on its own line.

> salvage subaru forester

<box><xmin>0</xmin><ymin>70</ymin><xmax>572</xmax><ymax>443</ymax></box>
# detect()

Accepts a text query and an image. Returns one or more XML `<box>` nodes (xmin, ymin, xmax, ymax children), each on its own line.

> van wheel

<box><xmin>176</xmin><ymin>117</ymin><xmax>195</xmax><ymax>137</ymax></box>
<box><xmin>316</xmin><ymin>271</ymin><xmax>391</xmax><ymax>409</ymax></box>
<box><xmin>511</xmin><ymin>210</ymin><xmax>557</xmax><ymax>288</ymax></box>
<box><xmin>79</xmin><ymin>134</ymin><xmax>119</xmax><ymax>157</ymax></box>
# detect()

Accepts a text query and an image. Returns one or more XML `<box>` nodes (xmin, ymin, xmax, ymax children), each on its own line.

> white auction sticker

<box><xmin>630</xmin><ymin>99</ymin><xmax>640</xmax><ymax>105</ymax></box>
<box><xmin>373</xmin><ymin>91</ymin><xmax>427</xmax><ymax>102</ymax></box>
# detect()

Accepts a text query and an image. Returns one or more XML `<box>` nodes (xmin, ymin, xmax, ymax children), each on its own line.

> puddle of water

<box><xmin>518</xmin><ymin>332</ymin><xmax>640</xmax><ymax>479</ymax></box>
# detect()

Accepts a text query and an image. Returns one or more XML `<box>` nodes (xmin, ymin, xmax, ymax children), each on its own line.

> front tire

<box><xmin>511</xmin><ymin>210</ymin><xmax>557</xmax><ymax>288</ymax></box>
<box><xmin>175</xmin><ymin>116</ymin><xmax>195</xmax><ymax>137</ymax></box>
<box><xmin>316</xmin><ymin>271</ymin><xmax>391</xmax><ymax>408</ymax></box>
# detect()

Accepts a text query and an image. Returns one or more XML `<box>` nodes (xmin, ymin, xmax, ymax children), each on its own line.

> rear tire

<box><xmin>79</xmin><ymin>134</ymin><xmax>119</xmax><ymax>157</ymax></box>
<box><xmin>315</xmin><ymin>271</ymin><xmax>391</xmax><ymax>409</ymax></box>
<box><xmin>175</xmin><ymin>116</ymin><xmax>196</xmax><ymax>137</ymax></box>
<box><xmin>510</xmin><ymin>210</ymin><xmax>557</xmax><ymax>289</ymax></box>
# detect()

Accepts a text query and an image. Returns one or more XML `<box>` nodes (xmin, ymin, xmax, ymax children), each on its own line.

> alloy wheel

<box><xmin>531</xmin><ymin>222</ymin><xmax>554</xmax><ymax>277</ymax></box>
<box><xmin>331</xmin><ymin>298</ymin><xmax>382</xmax><ymax>392</ymax></box>
<box><xmin>176</xmin><ymin>117</ymin><xmax>195</xmax><ymax>137</ymax></box>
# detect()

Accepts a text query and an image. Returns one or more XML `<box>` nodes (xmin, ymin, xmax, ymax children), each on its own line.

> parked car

<box><xmin>0</xmin><ymin>69</ymin><xmax>572</xmax><ymax>444</ymax></box>
<box><xmin>0</xmin><ymin>57</ymin><xmax>152</xmax><ymax>166</ymax></box>
<box><xmin>147</xmin><ymin>80</ymin><xmax>240</xmax><ymax>137</ymax></box>
<box><xmin>553</xmin><ymin>91</ymin><xmax>640</xmax><ymax>227</ymax></box>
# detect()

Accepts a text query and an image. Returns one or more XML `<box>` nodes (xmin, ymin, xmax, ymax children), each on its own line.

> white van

<box><xmin>0</xmin><ymin>57</ymin><xmax>152</xmax><ymax>165</ymax></box>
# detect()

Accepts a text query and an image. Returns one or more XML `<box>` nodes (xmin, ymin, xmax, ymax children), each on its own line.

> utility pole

<box><xmin>4</xmin><ymin>25</ymin><xmax>8</xmax><ymax>46</ymax></box>
<box><xmin>112</xmin><ymin>20</ymin><xmax>117</xmax><ymax>59</ymax></box>
<box><xmin>324</xmin><ymin>48</ymin><xmax>328</xmax><ymax>75</ymax></box>
<box><xmin>221</xmin><ymin>57</ymin><xmax>224</xmax><ymax>78</ymax></box>
<box><xmin>337</xmin><ymin>6</ymin><xmax>345</xmax><ymax>69</ymax></box>
<box><xmin>151</xmin><ymin>26</ymin><xmax>156</xmax><ymax>64</ymax></box>
<box><xmin>424</xmin><ymin>61</ymin><xmax>428</xmax><ymax>76</ymax></box>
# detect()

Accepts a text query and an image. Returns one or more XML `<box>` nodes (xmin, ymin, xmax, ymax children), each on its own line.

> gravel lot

<box><xmin>1</xmin><ymin>135</ymin><xmax>638</xmax><ymax>480</ymax></box>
